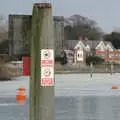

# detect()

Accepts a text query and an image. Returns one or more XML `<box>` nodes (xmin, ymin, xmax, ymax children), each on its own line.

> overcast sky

<box><xmin>0</xmin><ymin>0</ymin><xmax>120</xmax><ymax>33</ymax></box>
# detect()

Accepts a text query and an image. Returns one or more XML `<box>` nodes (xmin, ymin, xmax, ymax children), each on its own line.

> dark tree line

<box><xmin>104</xmin><ymin>32</ymin><xmax>120</xmax><ymax>49</ymax></box>
<box><xmin>64</xmin><ymin>24</ymin><xmax>103</xmax><ymax>40</ymax></box>
<box><xmin>64</xmin><ymin>15</ymin><xmax>104</xmax><ymax>40</ymax></box>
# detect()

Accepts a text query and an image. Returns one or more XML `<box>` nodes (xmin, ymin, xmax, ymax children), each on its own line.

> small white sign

<box><xmin>41</xmin><ymin>49</ymin><xmax>54</xmax><ymax>86</ymax></box>
<box><xmin>76</xmin><ymin>50</ymin><xmax>84</xmax><ymax>61</ymax></box>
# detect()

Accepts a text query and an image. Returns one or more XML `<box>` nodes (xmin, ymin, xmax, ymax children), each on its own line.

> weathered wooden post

<box><xmin>29</xmin><ymin>2</ymin><xmax>55</xmax><ymax>120</ymax></box>
<box><xmin>90</xmin><ymin>62</ymin><xmax>93</xmax><ymax>78</ymax></box>
<box><xmin>110</xmin><ymin>63</ymin><xmax>114</xmax><ymax>75</ymax></box>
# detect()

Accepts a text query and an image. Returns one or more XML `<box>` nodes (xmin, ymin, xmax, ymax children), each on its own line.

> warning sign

<box><xmin>41</xmin><ymin>49</ymin><xmax>54</xmax><ymax>67</ymax></box>
<box><xmin>41</xmin><ymin>49</ymin><xmax>54</xmax><ymax>86</ymax></box>
<box><xmin>76</xmin><ymin>50</ymin><xmax>84</xmax><ymax>61</ymax></box>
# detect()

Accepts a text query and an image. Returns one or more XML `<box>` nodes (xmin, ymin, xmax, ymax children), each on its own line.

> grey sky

<box><xmin>0</xmin><ymin>0</ymin><xmax>120</xmax><ymax>33</ymax></box>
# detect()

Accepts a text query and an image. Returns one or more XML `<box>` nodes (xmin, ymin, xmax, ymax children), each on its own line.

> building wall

<box><xmin>74</xmin><ymin>49</ymin><xmax>85</xmax><ymax>63</ymax></box>
<box><xmin>9</xmin><ymin>15</ymin><xmax>32</xmax><ymax>56</ymax></box>
<box><xmin>64</xmin><ymin>50</ymin><xmax>74</xmax><ymax>64</ymax></box>
<box><xmin>8</xmin><ymin>15</ymin><xmax>64</xmax><ymax>57</ymax></box>
<box><xmin>96</xmin><ymin>49</ymin><xmax>120</xmax><ymax>64</ymax></box>
<box><xmin>54</xmin><ymin>17</ymin><xmax>64</xmax><ymax>57</ymax></box>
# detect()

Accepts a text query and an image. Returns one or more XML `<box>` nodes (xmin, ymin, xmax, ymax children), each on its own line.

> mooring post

<box><xmin>90</xmin><ymin>62</ymin><xmax>93</xmax><ymax>78</ymax></box>
<box><xmin>29</xmin><ymin>2</ymin><xmax>55</xmax><ymax>120</ymax></box>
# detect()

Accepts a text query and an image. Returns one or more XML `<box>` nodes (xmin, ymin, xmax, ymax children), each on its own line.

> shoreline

<box><xmin>55</xmin><ymin>70</ymin><xmax>119</xmax><ymax>74</ymax></box>
<box><xmin>0</xmin><ymin>72</ymin><xmax>119</xmax><ymax>82</ymax></box>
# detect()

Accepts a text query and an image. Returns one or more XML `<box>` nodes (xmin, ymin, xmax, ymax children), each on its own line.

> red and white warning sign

<box><xmin>41</xmin><ymin>49</ymin><xmax>54</xmax><ymax>86</ymax></box>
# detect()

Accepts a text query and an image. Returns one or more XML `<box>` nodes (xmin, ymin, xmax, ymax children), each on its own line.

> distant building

<box><xmin>8</xmin><ymin>14</ymin><xmax>64</xmax><ymax>57</ymax></box>
<box><xmin>96</xmin><ymin>41</ymin><xmax>114</xmax><ymax>60</ymax></box>
<box><xmin>96</xmin><ymin>41</ymin><xmax>120</xmax><ymax>64</ymax></box>
<box><xmin>64</xmin><ymin>39</ymin><xmax>118</xmax><ymax>64</ymax></box>
<box><xmin>64</xmin><ymin>50</ymin><xmax>74</xmax><ymax>64</ymax></box>
<box><xmin>9</xmin><ymin>15</ymin><xmax>32</xmax><ymax>56</ymax></box>
<box><xmin>53</xmin><ymin>16</ymin><xmax>64</xmax><ymax>57</ymax></box>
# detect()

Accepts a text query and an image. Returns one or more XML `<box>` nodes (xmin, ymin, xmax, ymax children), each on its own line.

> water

<box><xmin>56</xmin><ymin>96</ymin><xmax>120</xmax><ymax>120</ymax></box>
<box><xmin>0</xmin><ymin>73</ymin><xmax>120</xmax><ymax>120</ymax></box>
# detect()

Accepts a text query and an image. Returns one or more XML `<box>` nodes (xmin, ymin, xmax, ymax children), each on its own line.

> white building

<box><xmin>64</xmin><ymin>40</ymin><xmax>114</xmax><ymax>64</ymax></box>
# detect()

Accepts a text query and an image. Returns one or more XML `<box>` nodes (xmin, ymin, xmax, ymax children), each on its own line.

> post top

<box><xmin>34</xmin><ymin>3</ymin><xmax>52</xmax><ymax>8</ymax></box>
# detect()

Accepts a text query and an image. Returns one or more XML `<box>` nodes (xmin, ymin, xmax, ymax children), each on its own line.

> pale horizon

<box><xmin>0</xmin><ymin>0</ymin><xmax>120</xmax><ymax>33</ymax></box>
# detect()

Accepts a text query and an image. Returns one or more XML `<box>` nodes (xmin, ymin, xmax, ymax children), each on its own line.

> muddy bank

<box><xmin>0</xmin><ymin>61</ymin><xmax>22</xmax><ymax>81</ymax></box>
<box><xmin>55</xmin><ymin>63</ymin><xmax>120</xmax><ymax>74</ymax></box>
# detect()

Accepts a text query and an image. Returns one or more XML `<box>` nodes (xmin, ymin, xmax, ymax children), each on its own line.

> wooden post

<box><xmin>110</xmin><ymin>63</ymin><xmax>114</xmax><ymax>75</ymax></box>
<box><xmin>90</xmin><ymin>62</ymin><xmax>93</xmax><ymax>78</ymax></box>
<box><xmin>29</xmin><ymin>3</ymin><xmax>55</xmax><ymax>120</ymax></box>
